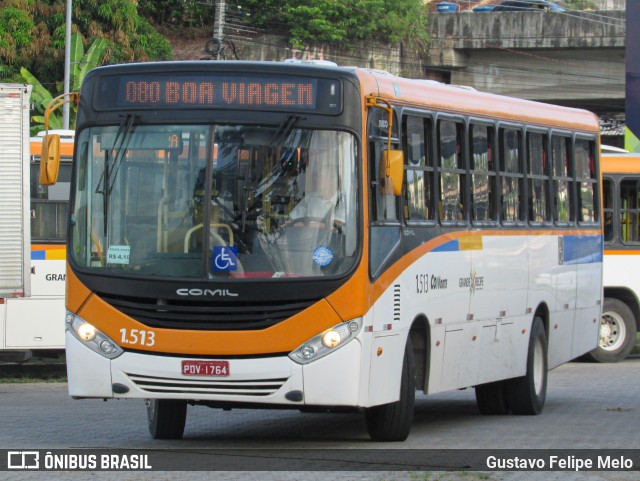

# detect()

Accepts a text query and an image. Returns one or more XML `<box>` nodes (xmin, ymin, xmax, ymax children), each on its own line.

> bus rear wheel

<box><xmin>146</xmin><ymin>399</ymin><xmax>187</xmax><ymax>439</ymax></box>
<box><xmin>505</xmin><ymin>317</ymin><xmax>547</xmax><ymax>415</ymax></box>
<box><xmin>585</xmin><ymin>298</ymin><xmax>637</xmax><ymax>363</ymax></box>
<box><xmin>365</xmin><ymin>339</ymin><xmax>415</xmax><ymax>441</ymax></box>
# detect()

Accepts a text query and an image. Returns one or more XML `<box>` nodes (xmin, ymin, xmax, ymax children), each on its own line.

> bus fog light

<box><xmin>301</xmin><ymin>345</ymin><xmax>315</xmax><ymax>359</ymax></box>
<box><xmin>77</xmin><ymin>323</ymin><xmax>97</xmax><ymax>341</ymax></box>
<box><xmin>100</xmin><ymin>340</ymin><xmax>116</xmax><ymax>354</ymax></box>
<box><xmin>289</xmin><ymin>318</ymin><xmax>363</xmax><ymax>365</ymax></box>
<box><xmin>322</xmin><ymin>330</ymin><xmax>341</xmax><ymax>348</ymax></box>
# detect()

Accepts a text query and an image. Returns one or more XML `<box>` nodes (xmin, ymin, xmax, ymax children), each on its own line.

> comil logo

<box><xmin>8</xmin><ymin>451</ymin><xmax>39</xmax><ymax>469</ymax></box>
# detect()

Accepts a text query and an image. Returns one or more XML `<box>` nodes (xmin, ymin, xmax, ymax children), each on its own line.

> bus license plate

<box><xmin>182</xmin><ymin>360</ymin><xmax>229</xmax><ymax>377</ymax></box>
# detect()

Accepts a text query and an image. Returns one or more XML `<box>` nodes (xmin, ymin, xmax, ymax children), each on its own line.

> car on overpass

<box><xmin>492</xmin><ymin>0</ymin><xmax>566</xmax><ymax>11</ymax></box>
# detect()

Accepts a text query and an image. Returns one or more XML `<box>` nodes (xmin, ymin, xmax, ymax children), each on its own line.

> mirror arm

<box><xmin>44</xmin><ymin>92</ymin><xmax>80</xmax><ymax>133</ymax></box>
<box><xmin>365</xmin><ymin>96</ymin><xmax>394</xmax><ymax>177</ymax></box>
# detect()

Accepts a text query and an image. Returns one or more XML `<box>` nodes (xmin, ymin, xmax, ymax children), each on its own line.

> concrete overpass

<box><xmin>426</xmin><ymin>10</ymin><xmax>626</xmax><ymax>115</ymax></box>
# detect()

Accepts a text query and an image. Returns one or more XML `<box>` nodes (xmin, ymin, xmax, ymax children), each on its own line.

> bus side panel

<box><xmin>572</xmin><ymin>235</ymin><xmax>603</xmax><ymax>358</ymax></box>
<box><xmin>400</xmin><ymin>247</ymin><xmax>472</xmax><ymax>393</ymax></box>
<box><xmin>529</xmin><ymin>235</ymin><xmax>576</xmax><ymax>369</ymax></box>
<box><xmin>470</xmin><ymin>235</ymin><xmax>529</xmax><ymax>385</ymax></box>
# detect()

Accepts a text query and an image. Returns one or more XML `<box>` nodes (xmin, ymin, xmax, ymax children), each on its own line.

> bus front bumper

<box><xmin>65</xmin><ymin>331</ymin><xmax>363</xmax><ymax>407</ymax></box>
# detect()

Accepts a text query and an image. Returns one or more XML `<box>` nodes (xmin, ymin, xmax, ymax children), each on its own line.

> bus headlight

<box><xmin>289</xmin><ymin>318</ymin><xmax>362</xmax><ymax>365</ymax></box>
<box><xmin>66</xmin><ymin>310</ymin><xmax>124</xmax><ymax>360</ymax></box>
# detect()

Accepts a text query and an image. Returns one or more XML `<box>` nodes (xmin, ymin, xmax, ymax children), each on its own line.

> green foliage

<box><xmin>232</xmin><ymin>0</ymin><xmax>429</xmax><ymax>51</ymax></box>
<box><xmin>138</xmin><ymin>0</ymin><xmax>215</xmax><ymax>28</ymax></box>
<box><xmin>21</xmin><ymin>33</ymin><xmax>107</xmax><ymax>135</ymax></box>
<box><xmin>0</xmin><ymin>0</ymin><xmax>172</xmax><ymax>85</ymax></box>
<box><xmin>561</xmin><ymin>0</ymin><xmax>598</xmax><ymax>9</ymax></box>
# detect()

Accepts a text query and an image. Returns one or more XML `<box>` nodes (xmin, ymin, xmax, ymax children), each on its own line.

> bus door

<box><xmin>366</xmin><ymin>105</ymin><xmax>406</xmax><ymax>406</ymax></box>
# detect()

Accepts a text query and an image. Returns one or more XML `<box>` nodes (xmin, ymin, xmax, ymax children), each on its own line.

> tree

<box><xmin>20</xmin><ymin>33</ymin><xmax>107</xmax><ymax>135</ymax></box>
<box><xmin>232</xmin><ymin>0</ymin><xmax>429</xmax><ymax>51</ymax></box>
<box><xmin>0</xmin><ymin>0</ymin><xmax>172</xmax><ymax>85</ymax></box>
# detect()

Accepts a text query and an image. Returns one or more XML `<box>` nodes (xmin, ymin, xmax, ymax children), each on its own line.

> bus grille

<box><xmin>99</xmin><ymin>293</ymin><xmax>317</xmax><ymax>330</ymax></box>
<box><xmin>127</xmin><ymin>373</ymin><xmax>288</xmax><ymax>397</ymax></box>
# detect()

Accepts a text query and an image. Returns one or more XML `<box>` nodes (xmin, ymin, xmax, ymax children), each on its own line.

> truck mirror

<box><xmin>39</xmin><ymin>134</ymin><xmax>61</xmax><ymax>185</ymax></box>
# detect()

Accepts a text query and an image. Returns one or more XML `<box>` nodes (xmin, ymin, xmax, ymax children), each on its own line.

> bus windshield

<box><xmin>70</xmin><ymin>124</ymin><xmax>358</xmax><ymax>279</ymax></box>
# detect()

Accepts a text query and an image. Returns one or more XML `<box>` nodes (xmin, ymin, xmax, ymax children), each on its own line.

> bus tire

<box><xmin>365</xmin><ymin>339</ymin><xmax>415</xmax><ymax>441</ymax></box>
<box><xmin>475</xmin><ymin>380</ymin><xmax>509</xmax><ymax>415</ymax></box>
<box><xmin>147</xmin><ymin>399</ymin><xmax>187</xmax><ymax>439</ymax></box>
<box><xmin>505</xmin><ymin>317</ymin><xmax>547</xmax><ymax>415</ymax></box>
<box><xmin>586</xmin><ymin>298</ymin><xmax>637</xmax><ymax>363</ymax></box>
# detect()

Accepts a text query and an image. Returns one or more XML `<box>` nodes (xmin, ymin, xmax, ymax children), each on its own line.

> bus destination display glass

<box><xmin>94</xmin><ymin>73</ymin><xmax>342</xmax><ymax>114</ymax></box>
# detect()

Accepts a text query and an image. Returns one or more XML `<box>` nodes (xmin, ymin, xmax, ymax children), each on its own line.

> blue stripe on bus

<box><xmin>563</xmin><ymin>235</ymin><xmax>603</xmax><ymax>265</ymax></box>
<box><xmin>31</xmin><ymin>250</ymin><xmax>46</xmax><ymax>260</ymax></box>
<box><xmin>433</xmin><ymin>240</ymin><xmax>459</xmax><ymax>252</ymax></box>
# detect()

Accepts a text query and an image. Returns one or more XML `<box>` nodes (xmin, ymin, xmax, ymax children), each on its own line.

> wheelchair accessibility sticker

<box><xmin>212</xmin><ymin>246</ymin><xmax>238</xmax><ymax>271</ymax></box>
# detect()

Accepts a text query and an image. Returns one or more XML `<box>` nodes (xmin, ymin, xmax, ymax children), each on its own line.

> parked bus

<box><xmin>0</xmin><ymin>83</ymin><xmax>72</xmax><ymax>358</ymax></box>
<box><xmin>590</xmin><ymin>152</ymin><xmax>640</xmax><ymax>362</ymax></box>
<box><xmin>41</xmin><ymin>61</ymin><xmax>602</xmax><ymax>441</ymax></box>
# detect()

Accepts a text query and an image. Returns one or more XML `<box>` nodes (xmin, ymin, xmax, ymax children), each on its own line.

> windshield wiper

<box><xmin>95</xmin><ymin>114</ymin><xmax>136</xmax><ymax>235</ymax></box>
<box><xmin>268</xmin><ymin>114</ymin><xmax>300</xmax><ymax>148</ymax></box>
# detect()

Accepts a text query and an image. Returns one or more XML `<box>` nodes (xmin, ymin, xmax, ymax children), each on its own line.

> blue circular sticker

<box><xmin>313</xmin><ymin>246</ymin><xmax>334</xmax><ymax>267</ymax></box>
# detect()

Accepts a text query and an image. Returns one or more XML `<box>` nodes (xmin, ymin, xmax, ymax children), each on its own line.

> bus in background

<box><xmin>589</xmin><ymin>152</ymin><xmax>640</xmax><ymax>362</ymax></box>
<box><xmin>42</xmin><ymin>61</ymin><xmax>602</xmax><ymax>441</ymax></box>
<box><xmin>0</xmin><ymin>125</ymin><xmax>73</xmax><ymax>359</ymax></box>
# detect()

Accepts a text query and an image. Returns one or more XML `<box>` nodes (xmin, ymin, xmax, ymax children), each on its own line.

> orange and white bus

<box><xmin>0</xmin><ymin>127</ymin><xmax>72</xmax><ymax>358</ymax></box>
<box><xmin>42</xmin><ymin>61</ymin><xmax>602</xmax><ymax>441</ymax></box>
<box><xmin>590</xmin><ymin>152</ymin><xmax>640</xmax><ymax>362</ymax></box>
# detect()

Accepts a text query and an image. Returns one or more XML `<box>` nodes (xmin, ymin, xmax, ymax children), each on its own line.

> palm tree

<box><xmin>20</xmin><ymin>33</ymin><xmax>107</xmax><ymax>135</ymax></box>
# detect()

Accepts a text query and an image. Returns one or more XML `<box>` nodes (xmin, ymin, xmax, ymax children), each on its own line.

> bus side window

<box><xmin>499</xmin><ymin>127</ymin><xmax>524</xmax><ymax>223</ymax></box>
<box><xmin>470</xmin><ymin>123</ymin><xmax>496</xmax><ymax>223</ymax></box>
<box><xmin>603</xmin><ymin>177</ymin><xmax>614</xmax><ymax>243</ymax></box>
<box><xmin>619</xmin><ymin>178</ymin><xmax>640</xmax><ymax>243</ymax></box>
<box><xmin>575</xmin><ymin>138</ymin><xmax>598</xmax><ymax>224</ymax></box>
<box><xmin>368</xmin><ymin>108</ymin><xmax>399</xmax><ymax>223</ymax></box>
<box><xmin>437</xmin><ymin>119</ymin><xmax>465</xmax><ymax>223</ymax></box>
<box><xmin>403</xmin><ymin>115</ymin><xmax>435</xmax><ymax>222</ymax></box>
<box><xmin>551</xmin><ymin>135</ymin><xmax>574</xmax><ymax>224</ymax></box>
<box><xmin>526</xmin><ymin>131</ymin><xmax>550</xmax><ymax>224</ymax></box>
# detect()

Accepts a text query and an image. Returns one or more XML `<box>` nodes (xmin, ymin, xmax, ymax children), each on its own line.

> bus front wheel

<box><xmin>365</xmin><ymin>339</ymin><xmax>415</xmax><ymax>442</ymax></box>
<box><xmin>146</xmin><ymin>399</ymin><xmax>187</xmax><ymax>439</ymax></box>
<box><xmin>586</xmin><ymin>298</ymin><xmax>637</xmax><ymax>363</ymax></box>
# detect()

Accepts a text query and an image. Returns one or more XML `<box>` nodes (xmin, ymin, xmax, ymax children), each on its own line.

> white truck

<box><xmin>0</xmin><ymin>83</ymin><xmax>68</xmax><ymax>361</ymax></box>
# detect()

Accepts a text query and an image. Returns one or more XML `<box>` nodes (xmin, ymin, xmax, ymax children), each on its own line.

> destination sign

<box><xmin>94</xmin><ymin>73</ymin><xmax>342</xmax><ymax>114</ymax></box>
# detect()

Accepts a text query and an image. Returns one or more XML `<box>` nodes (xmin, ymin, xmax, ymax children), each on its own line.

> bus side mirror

<box><xmin>381</xmin><ymin>150</ymin><xmax>404</xmax><ymax>196</ymax></box>
<box><xmin>39</xmin><ymin>134</ymin><xmax>61</xmax><ymax>186</ymax></box>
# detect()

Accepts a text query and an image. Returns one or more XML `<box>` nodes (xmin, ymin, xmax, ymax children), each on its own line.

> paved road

<box><xmin>1</xmin><ymin>358</ymin><xmax>639</xmax><ymax>480</ymax></box>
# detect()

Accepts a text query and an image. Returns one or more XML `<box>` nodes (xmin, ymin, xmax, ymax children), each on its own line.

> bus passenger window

<box><xmin>575</xmin><ymin>138</ymin><xmax>598</xmax><ymax>224</ymax></box>
<box><xmin>470</xmin><ymin>124</ymin><xmax>496</xmax><ymax>223</ymax></box>
<box><xmin>551</xmin><ymin>136</ymin><xmax>574</xmax><ymax>224</ymax></box>
<box><xmin>499</xmin><ymin>128</ymin><xmax>523</xmax><ymax>223</ymax></box>
<box><xmin>619</xmin><ymin>179</ymin><xmax>640</xmax><ymax>244</ymax></box>
<box><xmin>603</xmin><ymin>178</ymin><xmax>614</xmax><ymax>243</ymax></box>
<box><xmin>527</xmin><ymin>132</ymin><xmax>550</xmax><ymax>223</ymax></box>
<box><xmin>438</xmin><ymin>120</ymin><xmax>465</xmax><ymax>222</ymax></box>
<box><xmin>403</xmin><ymin>115</ymin><xmax>434</xmax><ymax>222</ymax></box>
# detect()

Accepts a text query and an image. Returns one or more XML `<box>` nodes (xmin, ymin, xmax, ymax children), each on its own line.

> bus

<box><xmin>590</xmin><ymin>152</ymin><xmax>640</xmax><ymax>362</ymax></box>
<box><xmin>0</xmin><ymin>126</ymin><xmax>72</xmax><ymax>358</ymax></box>
<box><xmin>41</xmin><ymin>61</ymin><xmax>602</xmax><ymax>441</ymax></box>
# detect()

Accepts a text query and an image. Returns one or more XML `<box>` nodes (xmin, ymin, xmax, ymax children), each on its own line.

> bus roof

<box><xmin>356</xmin><ymin>68</ymin><xmax>599</xmax><ymax>133</ymax></box>
<box><xmin>601</xmin><ymin>153</ymin><xmax>640</xmax><ymax>174</ymax></box>
<box><xmin>85</xmin><ymin>60</ymin><xmax>600</xmax><ymax>134</ymax></box>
